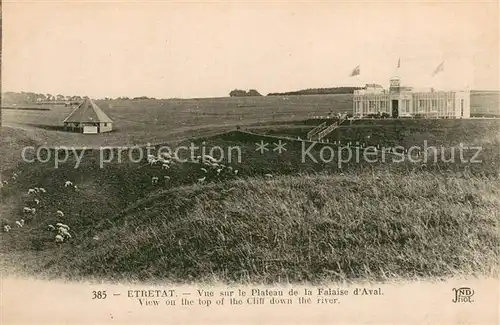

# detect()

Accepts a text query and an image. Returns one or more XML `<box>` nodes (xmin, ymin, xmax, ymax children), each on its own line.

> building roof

<box><xmin>63</xmin><ymin>97</ymin><xmax>113</xmax><ymax>123</ymax></box>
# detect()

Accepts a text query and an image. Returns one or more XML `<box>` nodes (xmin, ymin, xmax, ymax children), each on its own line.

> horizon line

<box><xmin>3</xmin><ymin>87</ymin><xmax>499</xmax><ymax>101</ymax></box>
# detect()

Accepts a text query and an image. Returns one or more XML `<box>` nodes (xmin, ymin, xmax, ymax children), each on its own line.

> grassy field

<box><xmin>0</xmin><ymin>93</ymin><xmax>499</xmax><ymax>284</ymax></box>
<box><xmin>1</xmin><ymin>170</ymin><xmax>499</xmax><ymax>283</ymax></box>
<box><xmin>471</xmin><ymin>91</ymin><xmax>500</xmax><ymax>116</ymax></box>
<box><xmin>1</xmin><ymin>94</ymin><xmax>352</xmax><ymax>147</ymax></box>
<box><xmin>1</xmin><ymin>91</ymin><xmax>498</xmax><ymax>147</ymax></box>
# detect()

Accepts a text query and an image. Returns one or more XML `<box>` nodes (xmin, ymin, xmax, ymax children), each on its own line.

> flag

<box><xmin>432</xmin><ymin>61</ymin><xmax>444</xmax><ymax>76</ymax></box>
<box><xmin>350</xmin><ymin>65</ymin><xmax>360</xmax><ymax>77</ymax></box>
<box><xmin>397</xmin><ymin>58</ymin><xmax>401</xmax><ymax>69</ymax></box>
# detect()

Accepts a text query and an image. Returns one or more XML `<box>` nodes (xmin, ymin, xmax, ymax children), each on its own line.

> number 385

<box><xmin>92</xmin><ymin>291</ymin><xmax>107</xmax><ymax>299</ymax></box>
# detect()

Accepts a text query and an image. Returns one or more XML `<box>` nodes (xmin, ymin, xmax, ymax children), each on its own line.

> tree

<box><xmin>247</xmin><ymin>89</ymin><xmax>262</xmax><ymax>96</ymax></box>
<box><xmin>24</xmin><ymin>92</ymin><xmax>36</xmax><ymax>102</ymax></box>
<box><xmin>229</xmin><ymin>89</ymin><xmax>262</xmax><ymax>97</ymax></box>
<box><xmin>229</xmin><ymin>89</ymin><xmax>247</xmax><ymax>97</ymax></box>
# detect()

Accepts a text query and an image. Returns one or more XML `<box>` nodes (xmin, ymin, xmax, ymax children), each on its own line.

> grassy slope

<box><xmin>1</xmin><ymin>119</ymin><xmax>499</xmax><ymax>283</ymax></box>
<box><xmin>2</xmin><ymin>172</ymin><xmax>499</xmax><ymax>284</ymax></box>
<box><xmin>247</xmin><ymin>119</ymin><xmax>500</xmax><ymax>147</ymax></box>
<box><xmin>0</xmin><ymin>127</ymin><xmax>40</xmax><ymax>172</ymax></box>
<box><xmin>215</xmin><ymin>119</ymin><xmax>500</xmax><ymax>177</ymax></box>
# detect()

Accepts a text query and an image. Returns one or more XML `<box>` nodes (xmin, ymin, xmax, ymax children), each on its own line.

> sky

<box><xmin>2</xmin><ymin>1</ymin><xmax>499</xmax><ymax>98</ymax></box>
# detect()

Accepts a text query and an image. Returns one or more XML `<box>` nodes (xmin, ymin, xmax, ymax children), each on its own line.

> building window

<box><xmin>447</xmin><ymin>99</ymin><xmax>453</xmax><ymax>113</ymax></box>
<box><xmin>438</xmin><ymin>99</ymin><xmax>445</xmax><ymax>114</ymax></box>
<box><xmin>104</xmin><ymin>123</ymin><xmax>107</xmax><ymax>127</ymax></box>
<box><xmin>431</xmin><ymin>100</ymin><xmax>438</xmax><ymax>111</ymax></box>
<box><xmin>461</xmin><ymin>99</ymin><xmax>464</xmax><ymax>117</ymax></box>
<box><xmin>401</xmin><ymin>100</ymin><xmax>406</xmax><ymax>113</ymax></box>
<box><xmin>369</xmin><ymin>101</ymin><xmax>376</xmax><ymax>112</ymax></box>
<box><xmin>380</xmin><ymin>101</ymin><xmax>386</xmax><ymax>110</ymax></box>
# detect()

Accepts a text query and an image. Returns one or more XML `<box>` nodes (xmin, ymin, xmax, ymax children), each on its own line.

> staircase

<box><xmin>306</xmin><ymin>121</ymin><xmax>327</xmax><ymax>140</ymax></box>
<box><xmin>307</xmin><ymin>116</ymin><xmax>348</xmax><ymax>141</ymax></box>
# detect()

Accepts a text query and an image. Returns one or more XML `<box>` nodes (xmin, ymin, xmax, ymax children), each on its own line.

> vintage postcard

<box><xmin>1</xmin><ymin>1</ymin><xmax>499</xmax><ymax>324</ymax></box>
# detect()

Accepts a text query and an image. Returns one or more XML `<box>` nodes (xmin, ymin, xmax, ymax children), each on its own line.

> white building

<box><xmin>353</xmin><ymin>77</ymin><xmax>470</xmax><ymax>118</ymax></box>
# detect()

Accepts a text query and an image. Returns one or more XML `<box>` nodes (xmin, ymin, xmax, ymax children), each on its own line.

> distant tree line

<box><xmin>1</xmin><ymin>92</ymin><xmax>85</xmax><ymax>104</ymax></box>
<box><xmin>111</xmin><ymin>96</ymin><xmax>157</xmax><ymax>100</ymax></box>
<box><xmin>267</xmin><ymin>87</ymin><xmax>362</xmax><ymax>96</ymax></box>
<box><xmin>131</xmin><ymin>96</ymin><xmax>157</xmax><ymax>100</ymax></box>
<box><xmin>229</xmin><ymin>89</ymin><xmax>262</xmax><ymax>97</ymax></box>
<box><xmin>2</xmin><ymin>86</ymin><xmax>363</xmax><ymax>106</ymax></box>
<box><xmin>0</xmin><ymin>92</ymin><xmax>159</xmax><ymax>105</ymax></box>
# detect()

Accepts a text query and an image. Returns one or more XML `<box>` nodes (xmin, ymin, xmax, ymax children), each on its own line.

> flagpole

<box><xmin>393</xmin><ymin>57</ymin><xmax>401</xmax><ymax>81</ymax></box>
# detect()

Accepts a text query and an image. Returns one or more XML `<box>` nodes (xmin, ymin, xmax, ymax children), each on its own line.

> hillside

<box><xmin>1</xmin><ymin>171</ymin><xmax>499</xmax><ymax>283</ymax></box>
<box><xmin>1</xmin><ymin>117</ymin><xmax>500</xmax><ymax>283</ymax></box>
<box><xmin>0</xmin><ymin>127</ymin><xmax>40</xmax><ymax>173</ymax></box>
<box><xmin>247</xmin><ymin>119</ymin><xmax>500</xmax><ymax>147</ymax></box>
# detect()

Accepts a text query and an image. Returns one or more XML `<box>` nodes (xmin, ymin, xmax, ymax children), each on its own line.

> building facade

<box><xmin>353</xmin><ymin>77</ymin><xmax>470</xmax><ymax>118</ymax></box>
<box><xmin>64</xmin><ymin>121</ymin><xmax>112</xmax><ymax>134</ymax></box>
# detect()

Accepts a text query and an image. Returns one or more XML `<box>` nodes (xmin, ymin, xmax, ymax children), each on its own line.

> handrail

<box><xmin>306</xmin><ymin>121</ymin><xmax>327</xmax><ymax>139</ymax></box>
<box><xmin>317</xmin><ymin>122</ymin><xmax>338</xmax><ymax>140</ymax></box>
<box><xmin>316</xmin><ymin>116</ymin><xmax>347</xmax><ymax>140</ymax></box>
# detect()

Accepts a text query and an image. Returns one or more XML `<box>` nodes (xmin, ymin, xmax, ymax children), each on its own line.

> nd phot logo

<box><xmin>452</xmin><ymin>287</ymin><xmax>475</xmax><ymax>303</ymax></box>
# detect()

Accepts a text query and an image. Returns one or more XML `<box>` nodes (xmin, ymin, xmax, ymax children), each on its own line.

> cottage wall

<box><xmin>99</xmin><ymin>122</ymin><xmax>113</xmax><ymax>133</ymax></box>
